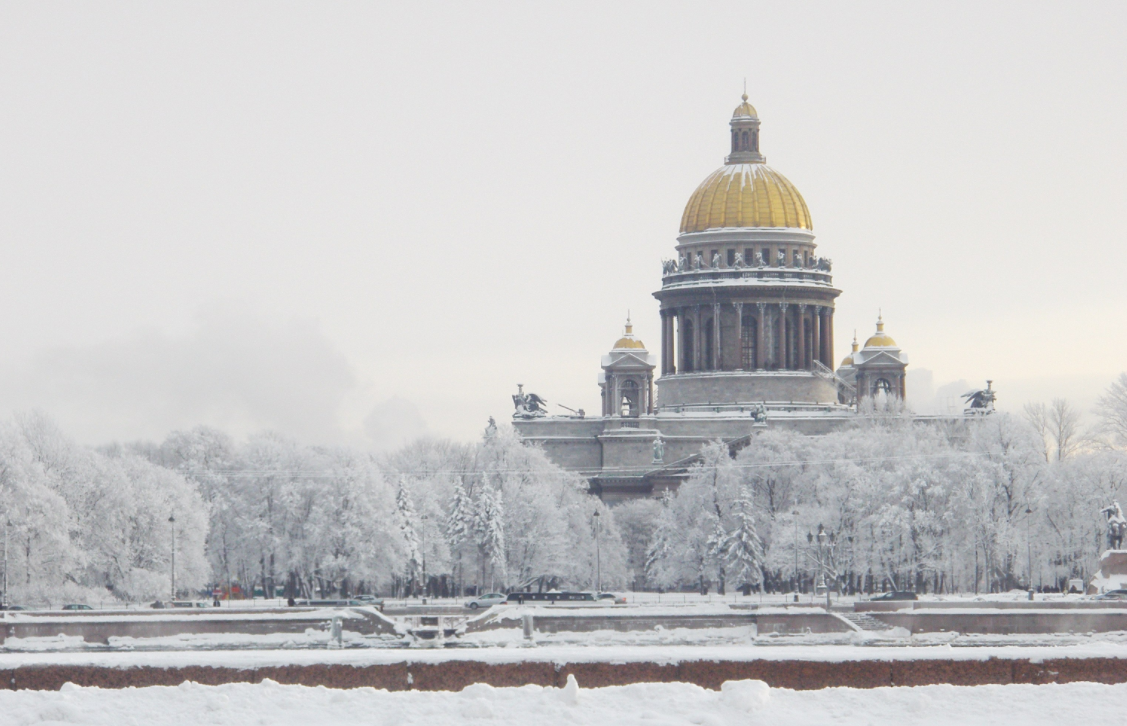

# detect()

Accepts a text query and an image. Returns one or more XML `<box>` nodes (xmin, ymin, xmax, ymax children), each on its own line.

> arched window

<box><xmin>731</xmin><ymin>130</ymin><xmax>738</xmax><ymax>153</ymax></box>
<box><xmin>741</xmin><ymin>316</ymin><xmax>757</xmax><ymax>369</ymax></box>
<box><xmin>873</xmin><ymin>378</ymin><xmax>893</xmax><ymax>395</ymax></box>
<box><xmin>741</xmin><ymin>130</ymin><xmax>749</xmax><ymax>150</ymax></box>
<box><xmin>751</xmin><ymin>131</ymin><xmax>758</xmax><ymax>152</ymax></box>
<box><xmin>620</xmin><ymin>379</ymin><xmax>639</xmax><ymax>417</ymax></box>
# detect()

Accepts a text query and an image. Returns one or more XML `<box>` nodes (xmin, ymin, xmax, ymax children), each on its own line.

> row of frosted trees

<box><xmin>637</xmin><ymin>409</ymin><xmax>1127</xmax><ymax>595</ymax></box>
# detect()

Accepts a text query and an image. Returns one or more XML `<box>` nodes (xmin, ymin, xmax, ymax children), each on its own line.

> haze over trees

<box><xmin>2</xmin><ymin>373</ymin><xmax>1126</xmax><ymax>605</ymax></box>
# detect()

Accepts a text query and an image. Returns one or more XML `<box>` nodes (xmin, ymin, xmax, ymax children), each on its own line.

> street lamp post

<box><xmin>808</xmin><ymin>524</ymin><xmax>836</xmax><ymax>610</ymax></box>
<box><xmin>792</xmin><ymin>505</ymin><xmax>799</xmax><ymax>602</ymax></box>
<box><xmin>594</xmin><ymin>509</ymin><xmax>602</xmax><ymax>593</ymax></box>
<box><xmin>1025</xmin><ymin>506</ymin><xmax>1034</xmax><ymax>599</ymax></box>
<box><xmin>169</xmin><ymin>513</ymin><xmax>176</xmax><ymax>602</ymax></box>
<box><xmin>420</xmin><ymin>513</ymin><xmax>428</xmax><ymax>601</ymax></box>
<box><xmin>3</xmin><ymin>518</ymin><xmax>8</xmax><ymax>607</ymax></box>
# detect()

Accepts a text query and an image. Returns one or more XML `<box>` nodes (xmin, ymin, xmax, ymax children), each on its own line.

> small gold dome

<box><xmin>733</xmin><ymin>93</ymin><xmax>758</xmax><ymax>119</ymax></box>
<box><xmin>680</xmin><ymin>163</ymin><xmax>812</xmax><ymax>233</ymax></box>
<box><xmin>863</xmin><ymin>316</ymin><xmax>897</xmax><ymax>348</ymax></box>
<box><xmin>613</xmin><ymin>318</ymin><xmax>646</xmax><ymax>350</ymax></box>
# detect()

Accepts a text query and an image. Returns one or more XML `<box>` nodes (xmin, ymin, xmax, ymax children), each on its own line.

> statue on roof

<box><xmin>711</xmin><ymin>252</ymin><xmax>721</xmax><ymax>269</ymax></box>
<box><xmin>750</xmin><ymin>403</ymin><xmax>768</xmax><ymax>425</ymax></box>
<box><xmin>733</xmin><ymin>251</ymin><xmax>745</xmax><ymax>268</ymax></box>
<box><xmin>754</xmin><ymin>251</ymin><xmax>766</xmax><ymax>267</ymax></box>
<box><xmin>652</xmin><ymin>434</ymin><xmax>664</xmax><ymax>464</ymax></box>
<box><xmin>776</xmin><ymin>249</ymin><xmax>786</xmax><ymax>266</ymax></box>
<box><xmin>793</xmin><ymin>250</ymin><xmax>803</xmax><ymax>268</ymax></box>
<box><xmin>962</xmin><ymin>381</ymin><xmax>997</xmax><ymax>414</ymax></box>
<box><xmin>512</xmin><ymin>384</ymin><xmax>548</xmax><ymax>419</ymax></box>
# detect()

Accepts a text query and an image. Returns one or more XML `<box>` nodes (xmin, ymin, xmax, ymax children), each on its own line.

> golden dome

<box><xmin>863</xmin><ymin>316</ymin><xmax>897</xmax><ymax>348</ymax></box>
<box><xmin>613</xmin><ymin>318</ymin><xmax>646</xmax><ymax>350</ymax></box>
<box><xmin>733</xmin><ymin>93</ymin><xmax>757</xmax><ymax>119</ymax></box>
<box><xmin>680</xmin><ymin>163</ymin><xmax>812</xmax><ymax>233</ymax></box>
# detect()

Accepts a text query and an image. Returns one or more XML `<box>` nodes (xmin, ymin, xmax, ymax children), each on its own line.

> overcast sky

<box><xmin>0</xmin><ymin>1</ymin><xmax>1124</xmax><ymax>449</ymax></box>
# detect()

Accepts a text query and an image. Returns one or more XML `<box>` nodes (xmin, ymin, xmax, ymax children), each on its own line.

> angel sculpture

<box><xmin>512</xmin><ymin>384</ymin><xmax>548</xmax><ymax>419</ymax></box>
<box><xmin>711</xmin><ymin>252</ymin><xmax>721</xmax><ymax>269</ymax></box>
<box><xmin>754</xmin><ymin>252</ymin><xmax>766</xmax><ymax>267</ymax></box>
<box><xmin>776</xmin><ymin>249</ymin><xmax>786</xmax><ymax>266</ymax></box>
<box><xmin>733</xmin><ymin>252</ymin><xmax>745</xmax><ymax>268</ymax></box>
<box><xmin>962</xmin><ymin>381</ymin><xmax>997</xmax><ymax>414</ymax></box>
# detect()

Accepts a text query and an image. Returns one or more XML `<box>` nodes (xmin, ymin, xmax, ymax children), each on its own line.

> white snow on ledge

<box><xmin>1</xmin><ymin>678</ymin><xmax>1125</xmax><ymax>726</ymax></box>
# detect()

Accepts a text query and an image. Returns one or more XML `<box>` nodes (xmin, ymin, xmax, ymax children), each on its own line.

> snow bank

<box><xmin>2</xmin><ymin>678</ymin><xmax>1125</xmax><ymax>725</ymax></box>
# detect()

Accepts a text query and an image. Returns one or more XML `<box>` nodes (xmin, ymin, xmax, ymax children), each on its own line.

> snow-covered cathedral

<box><xmin>512</xmin><ymin>95</ymin><xmax>915</xmax><ymax>501</ymax></box>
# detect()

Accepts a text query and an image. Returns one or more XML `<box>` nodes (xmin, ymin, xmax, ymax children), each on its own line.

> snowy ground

<box><xmin>2</xmin><ymin>677</ymin><xmax>1125</xmax><ymax>725</ymax></box>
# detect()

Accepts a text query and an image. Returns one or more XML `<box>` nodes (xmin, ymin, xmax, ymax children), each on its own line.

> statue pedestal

<box><xmin>1088</xmin><ymin>550</ymin><xmax>1127</xmax><ymax>594</ymax></box>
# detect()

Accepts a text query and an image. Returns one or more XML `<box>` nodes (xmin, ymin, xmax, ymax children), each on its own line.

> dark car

<box><xmin>869</xmin><ymin>591</ymin><xmax>918</xmax><ymax>601</ymax></box>
<box><xmin>0</xmin><ymin>604</ymin><xmax>26</xmax><ymax>611</ymax></box>
<box><xmin>506</xmin><ymin>592</ymin><xmax>597</xmax><ymax>604</ymax></box>
<box><xmin>1095</xmin><ymin>589</ymin><xmax>1127</xmax><ymax>600</ymax></box>
<box><xmin>62</xmin><ymin>604</ymin><xmax>94</xmax><ymax>610</ymax></box>
<box><xmin>597</xmin><ymin>593</ymin><xmax>627</xmax><ymax>604</ymax></box>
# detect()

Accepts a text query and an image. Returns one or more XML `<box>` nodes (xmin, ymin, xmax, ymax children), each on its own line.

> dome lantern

<box><xmin>726</xmin><ymin>93</ymin><xmax>765</xmax><ymax>165</ymax></box>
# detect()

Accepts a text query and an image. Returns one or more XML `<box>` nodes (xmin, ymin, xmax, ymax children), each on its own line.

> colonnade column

<box><xmin>827</xmin><ymin>307</ymin><xmax>835</xmax><ymax>369</ymax></box>
<box><xmin>778</xmin><ymin>302</ymin><xmax>789</xmax><ymax>370</ymax></box>
<box><xmin>797</xmin><ymin>304</ymin><xmax>807</xmax><ymax>370</ymax></box>
<box><xmin>693</xmin><ymin>305</ymin><xmax>702</xmax><ymax>372</ymax></box>
<box><xmin>734</xmin><ymin>302</ymin><xmax>744</xmax><ymax>370</ymax></box>
<box><xmin>676</xmin><ymin>309</ymin><xmax>686</xmax><ymax>372</ymax></box>
<box><xmin>712</xmin><ymin>303</ymin><xmax>722</xmax><ymax>371</ymax></box>
<box><xmin>812</xmin><ymin>306</ymin><xmax>822</xmax><ymax>369</ymax></box>
<box><xmin>755</xmin><ymin>303</ymin><xmax>766</xmax><ymax>370</ymax></box>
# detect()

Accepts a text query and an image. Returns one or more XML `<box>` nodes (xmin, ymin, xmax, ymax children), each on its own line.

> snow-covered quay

<box><xmin>2</xmin><ymin>677</ymin><xmax>1125</xmax><ymax>726</ymax></box>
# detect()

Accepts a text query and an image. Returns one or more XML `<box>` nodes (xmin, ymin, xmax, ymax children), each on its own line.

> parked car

<box><xmin>597</xmin><ymin>593</ymin><xmax>627</xmax><ymax>604</ymax></box>
<box><xmin>869</xmin><ymin>591</ymin><xmax>918</xmax><ymax>601</ymax></box>
<box><xmin>171</xmin><ymin>601</ymin><xmax>210</xmax><ymax>608</ymax></box>
<box><xmin>0</xmin><ymin>604</ymin><xmax>26</xmax><ymax>611</ymax></box>
<box><xmin>1095</xmin><ymin>589</ymin><xmax>1127</xmax><ymax>600</ymax></box>
<box><xmin>505</xmin><ymin>591</ymin><xmax>596</xmax><ymax>604</ymax></box>
<box><xmin>353</xmin><ymin>595</ymin><xmax>385</xmax><ymax>611</ymax></box>
<box><xmin>464</xmin><ymin>593</ymin><xmax>507</xmax><ymax>610</ymax></box>
<box><xmin>62</xmin><ymin>604</ymin><xmax>93</xmax><ymax>610</ymax></box>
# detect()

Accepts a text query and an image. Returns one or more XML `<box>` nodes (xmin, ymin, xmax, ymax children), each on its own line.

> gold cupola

<box><xmin>679</xmin><ymin>95</ymin><xmax>812</xmax><ymax>233</ymax></box>
<box><xmin>612</xmin><ymin>315</ymin><xmax>646</xmax><ymax>350</ymax></box>
<box><xmin>863</xmin><ymin>314</ymin><xmax>897</xmax><ymax>348</ymax></box>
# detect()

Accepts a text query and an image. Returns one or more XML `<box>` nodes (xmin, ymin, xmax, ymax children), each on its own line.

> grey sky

<box><xmin>0</xmin><ymin>2</ymin><xmax>1124</xmax><ymax>447</ymax></box>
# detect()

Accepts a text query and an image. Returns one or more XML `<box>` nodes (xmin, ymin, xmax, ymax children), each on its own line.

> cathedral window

<box><xmin>741</xmin><ymin>130</ymin><xmax>748</xmax><ymax>150</ymax></box>
<box><xmin>762</xmin><ymin>247</ymin><xmax>771</xmax><ymax>266</ymax></box>
<box><xmin>745</xmin><ymin>247</ymin><xmax>753</xmax><ymax>264</ymax></box>
<box><xmin>727</xmin><ymin>249</ymin><xmax>735</xmax><ymax>267</ymax></box>
<box><xmin>873</xmin><ymin>378</ymin><xmax>893</xmax><ymax>395</ymax></box>
<box><xmin>741</xmin><ymin>316</ymin><xmax>757</xmax><ymax>369</ymax></box>
<box><xmin>751</xmin><ymin>131</ymin><xmax>758</xmax><ymax>152</ymax></box>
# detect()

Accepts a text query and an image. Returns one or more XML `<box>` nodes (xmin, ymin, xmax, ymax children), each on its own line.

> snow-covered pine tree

<box><xmin>445</xmin><ymin>477</ymin><xmax>472</xmax><ymax>593</ymax></box>
<box><xmin>719</xmin><ymin>491</ymin><xmax>766</xmax><ymax>587</ymax></box>
<box><xmin>395</xmin><ymin>476</ymin><xmax>421</xmax><ymax>594</ymax></box>
<box><xmin>474</xmin><ymin>475</ymin><xmax>507</xmax><ymax>590</ymax></box>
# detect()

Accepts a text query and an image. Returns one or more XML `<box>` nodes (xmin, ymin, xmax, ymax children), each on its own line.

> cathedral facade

<box><xmin>512</xmin><ymin>96</ymin><xmax>909</xmax><ymax>501</ymax></box>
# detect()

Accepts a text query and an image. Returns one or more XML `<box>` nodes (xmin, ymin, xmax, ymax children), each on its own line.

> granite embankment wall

<box><xmin>5</xmin><ymin>657</ymin><xmax>1127</xmax><ymax>691</ymax></box>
